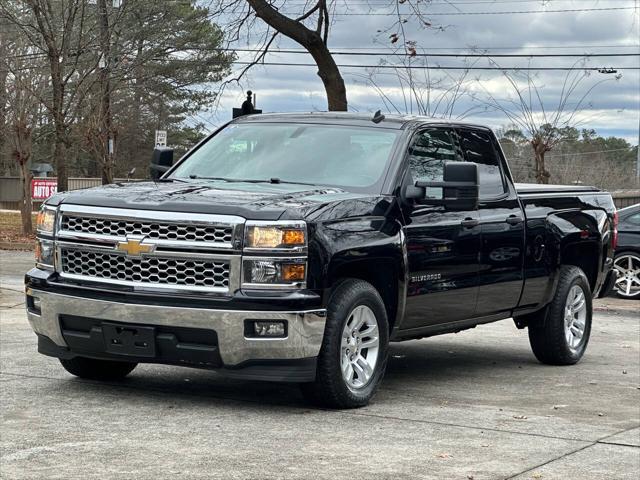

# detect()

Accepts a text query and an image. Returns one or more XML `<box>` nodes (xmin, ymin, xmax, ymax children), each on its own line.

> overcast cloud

<box><xmin>200</xmin><ymin>0</ymin><xmax>639</xmax><ymax>145</ymax></box>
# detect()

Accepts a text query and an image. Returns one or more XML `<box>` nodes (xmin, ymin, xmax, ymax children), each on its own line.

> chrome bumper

<box><xmin>26</xmin><ymin>288</ymin><xmax>327</xmax><ymax>366</ymax></box>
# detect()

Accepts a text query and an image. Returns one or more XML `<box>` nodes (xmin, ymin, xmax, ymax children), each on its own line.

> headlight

<box><xmin>35</xmin><ymin>238</ymin><xmax>55</xmax><ymax>270</ymax></box>
<box><xmin>36</xmin><ymin>206</ymin><xmax>56</xmax><ymax>235</ymax></box>
<box><xmin>242</xmin><ymin>258</ymin><xmax>306</xmax><ymax>287</ymax></box>
<box><xmin>245</xmin><ymin>221</ymin><xmax>306</xmax><ymax>250</ymax></box>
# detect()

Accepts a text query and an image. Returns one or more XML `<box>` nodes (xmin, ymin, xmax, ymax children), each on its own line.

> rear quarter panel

<box><xmin>517</xmin><ymin>192</ymin><xmax>616</xmax><ymax>310</ymax></box>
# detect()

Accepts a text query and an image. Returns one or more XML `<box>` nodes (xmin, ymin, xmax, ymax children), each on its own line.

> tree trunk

<box><xmin>0</xmin><ymin>32</ymin><xmax>8</xmax><ymax>173</ymax></box>
<box><xmin>246</xmin><ymin>0</ymin><xmax>348</xmax><ymax>111</ymax></box>
<box><xmin>19</xmin><ymin>162</ymin><xmax>33</xmax><ymax>235</ymax></box>
<box><xmin>49</xmin><ymin>56</ymin><xmax>69</xmax><ymax>191</ymax></box>
<box><xmin>13</xmin><ymin>119</ymin><xmax>33</xmax><ymax>235</ymax></box>
<box><xmin>307</xmin><ymin>39</ymin><xmax>347</xmax><ymax>111</ymax></box>
<box><xmin>98</xmin><ymin>0</ymin><xmax>114</xmax><ymax>185</ymax></box>
<box><xmin>534</xmin><ymin>149</ymin><xmax>550</xmax><ymax>184</ymax></box>
<box><xmin>531</xmin><ymin>139</ymin><xmax>550</xmax><ymax>184</ymax></box>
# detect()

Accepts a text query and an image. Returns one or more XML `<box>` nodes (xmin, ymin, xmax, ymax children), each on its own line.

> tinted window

<box><xmin>624</xmin><ymin>212</ymin><xmax>640</xmax><ymax>227</ymax></box>
<box><xmin>457</xmin><ymin>129</ymin><xmax>506</xmax><ymax>198</ymax></box>
<box><xmin>407</xmin><ymin>128</ymin><xmax>459</xmax><ymax>182</ymax></box>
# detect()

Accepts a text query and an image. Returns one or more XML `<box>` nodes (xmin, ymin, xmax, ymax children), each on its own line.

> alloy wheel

<box><xmin>340</xmin><ymin>305</ymin><xmax>380</xmax><ymax>390</ymax></box>
<box><xmin>564</xmin><ymin>285</ymin><xmax>587</xmax><ymax>352</ymax></box>
<box><xmin>613</xmin><ymin>254</ymin><xmax>640</xmax><ymax>299</ymax></box>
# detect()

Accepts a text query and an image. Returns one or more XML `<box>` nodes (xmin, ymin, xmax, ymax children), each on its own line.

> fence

<box><xmin>0</xmin><ymin>177</ymin><xmax>128</xmax><ymax>210</ymax></box>
<box><xmin>1</xmin><ymin>177</ymin><xmax>638</xmax><ymax>211</ymax></box>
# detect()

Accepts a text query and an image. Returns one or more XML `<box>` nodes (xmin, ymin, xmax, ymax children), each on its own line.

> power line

<box><xmin>277</xmin><ymin>6</ymin><xmax>637</xmax><ymax>16</ymax></box>
<box><xmin>227</xmin><ymin>48</ymin><xmax>640</xmax><ymax>58</ymax></box>
<box><xmin>317</xmin><ymin>45</ymin><xmax>640</xmax><ymax>51</ymax></box>
<box><xmin>8</xmin><ymin>49</ymin><xmax>640</xmax><ymax>61</ymax></box>
<box><xmin>231</xmin><ymin>61</ymin><xmax>640</xmax><ymax>71</ymax></box>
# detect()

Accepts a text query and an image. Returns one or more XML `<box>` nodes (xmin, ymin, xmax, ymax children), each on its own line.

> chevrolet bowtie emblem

<box><xmin>116</xmin><ymin>236</ymin><xmax>155</xmax><ymax>256</ymax></box>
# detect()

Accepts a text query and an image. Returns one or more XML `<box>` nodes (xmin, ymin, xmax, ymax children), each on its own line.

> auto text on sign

<box><xmin>31</xmin><ymin>179</ymin><xmax>58</xmax><ymax>200</ymax></box>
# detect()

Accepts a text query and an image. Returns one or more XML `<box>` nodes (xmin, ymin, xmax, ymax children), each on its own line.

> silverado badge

<box><xmin>116</xmin><ymin>236</ymin><xmax>155</xmax><ymax>256</ymax></box>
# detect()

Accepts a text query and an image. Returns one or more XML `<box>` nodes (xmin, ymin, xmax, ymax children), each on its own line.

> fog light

<box><xmin>246</xmin><ymin>320</ymin><xmax>287</xmax><ymax>338</ymax></box>
<box><xmin>27</xmin><ymin>295</ymin><xmax>41</xmax><ymax>314</ymax></box>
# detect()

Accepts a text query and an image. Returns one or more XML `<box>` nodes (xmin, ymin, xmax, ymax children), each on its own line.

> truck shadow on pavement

<box><xmin>52</xmin><ymin>338</ymin><xmax>540</xmax><ymax>409</ymax></box>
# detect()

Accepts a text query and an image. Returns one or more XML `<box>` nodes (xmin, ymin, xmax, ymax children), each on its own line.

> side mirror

<box><xmin>404</xmin><ymin>162</ymin><xmax>479</xmax><ymax>211</ymax></box>
<box><xmin>150</xmin><ymin>147</ymin><xmax>174</xmax><ymax>180</ymax></box>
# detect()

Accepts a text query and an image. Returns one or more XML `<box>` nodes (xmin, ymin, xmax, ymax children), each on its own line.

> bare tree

<box><xmin>210</xmin><ymin>1</ymin><xmax>442</xmax><ymax>112</ymax></box>
<box><xmin>474</xmin><ymin>59</ymin><xmax>621</xmax><ymax>184</ymax></box>
<box><xmin>3</xmin><ymin>37</ymin><xmax>47</xmax><ymax>235</ymax></box>
<box><xmin>0</xmin><ymin>0</ymin><xmax>101</xmax><ymax>191</ymax></box>
<box><xmin>210</xmin><ymin>0</ymin><xmax>347</xmax><ymax>110</ymax></box>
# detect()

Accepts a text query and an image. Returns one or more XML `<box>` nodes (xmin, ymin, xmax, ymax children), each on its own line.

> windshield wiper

<box><xmin>157</xmin><ymin>177</ymin><xmax>189</xmax><ymax>183</ymax></box>
<box><xmin>248</xmin><ymin>178</ymin><xmax>321</xmax><ymax>187</ymax></box>
<box><xmin>182</xmin><ymin>176</ymin><xmax>320</xmax><ymax>187</ymax></box>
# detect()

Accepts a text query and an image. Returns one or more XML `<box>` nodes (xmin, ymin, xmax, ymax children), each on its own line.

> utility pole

<box><xmin>97</xmin><ymin>0</ymin><xmax>114</xmax><ymax>184</ymax></box>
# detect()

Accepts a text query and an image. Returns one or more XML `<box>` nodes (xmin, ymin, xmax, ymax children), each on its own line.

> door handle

<box><xmin>505</xmin><ymin>215</ymin><xmax>523</xmax><ymax>225</ymax></box>
<box><xmin>461</xmin><ymin>218</ymin><xmax>479</xmax><ymax>229</ymax></box>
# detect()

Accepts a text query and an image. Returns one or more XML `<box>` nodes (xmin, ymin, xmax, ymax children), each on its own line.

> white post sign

<box><xmin>155</xmin><ymin>130</ymin><xmax>167</xmax><ymax>147</ymax></box>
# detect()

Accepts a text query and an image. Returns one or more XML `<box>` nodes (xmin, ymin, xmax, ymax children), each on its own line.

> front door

<box><xmin>400</xmin><ymin>128</ymin><xmax>481</xmax><ymax>331</ymax></box>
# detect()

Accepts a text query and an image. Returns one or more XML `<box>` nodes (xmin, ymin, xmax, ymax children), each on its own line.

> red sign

<box><xmin>31</xmin><ymin>179</ymin><xmax>58</xmax><ymax>200</ymax></box>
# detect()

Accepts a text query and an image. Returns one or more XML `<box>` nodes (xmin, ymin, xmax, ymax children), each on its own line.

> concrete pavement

<box><xmin>1</xmin><ymin>250</ymin><xmax>638</xmax><ymax>479</ymax></box>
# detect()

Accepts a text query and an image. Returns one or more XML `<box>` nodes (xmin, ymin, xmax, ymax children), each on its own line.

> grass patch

<box><xmin>0</xmin><ymin>211</ymin><xmax>37</xmax><ymax>245</ymax></box>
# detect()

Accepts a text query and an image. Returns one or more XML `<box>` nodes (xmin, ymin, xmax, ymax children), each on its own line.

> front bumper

<box><xmin>26</xmin><ymin>286</ymin><xmax>326</xmax><ymax>381</ymax></box>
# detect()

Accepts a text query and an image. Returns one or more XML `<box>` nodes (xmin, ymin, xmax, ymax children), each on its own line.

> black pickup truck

<box><xmin>26</xmin><ymin>112</ymin><xmax>618</xmax><ymax>408</ymax></box>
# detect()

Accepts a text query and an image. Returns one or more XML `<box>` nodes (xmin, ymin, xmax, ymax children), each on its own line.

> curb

<box><xmin>0</xmin><ymin>242</ymin><xmax>33</xmax><ymax>251</ymax></box>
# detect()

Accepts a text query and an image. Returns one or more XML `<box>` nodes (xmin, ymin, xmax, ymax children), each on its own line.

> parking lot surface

<box><xmin>1</xmin><ymin>250</ymin><xmax>639</xmax><ymax>479</ymax></box>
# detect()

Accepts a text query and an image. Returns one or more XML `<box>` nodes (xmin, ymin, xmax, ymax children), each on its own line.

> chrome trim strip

<box><xmin>58</xmin><ymin>205</ymin><xmax>245</xmax><ymax>251</ymax></box>
<box><xmin>59</xmin><ymin>204</ymin><xmax>245</xmax><ymax>225</ymax></box>
<box><xmin>26</xmin><ymin>288</ymin><xmax>327</xmax><ymax>365</ymax></box>
<box><xmin>57</xmin><ymin>241</ymin><xmax>237</xmax><ymax>261</ymax></box>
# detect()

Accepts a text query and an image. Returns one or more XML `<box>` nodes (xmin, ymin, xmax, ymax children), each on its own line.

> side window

<box><xmin>407</xmin><ymin>128</ymin><xmax>459</xmax><ymax>183</ymax></box>
<box><xmin>457</xmin><ymin>129</ymin><xmax>506</xmax><ymax>199</ymax></box>
<box><xmin>625</xmin><ymin>212</ymin><xmax>640</xmax><ymax>227</ymax></box>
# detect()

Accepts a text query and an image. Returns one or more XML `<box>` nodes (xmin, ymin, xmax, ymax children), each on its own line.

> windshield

<box><xmin>169</xmin><ymin>123</ymin><xmax>400</xmax><ymax>192</ymax></box>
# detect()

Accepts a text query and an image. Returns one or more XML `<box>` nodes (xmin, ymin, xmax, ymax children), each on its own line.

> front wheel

<box><xmin>59</xmin><ymin>357</ymin><xmax>137</xmax><ymax>380</ymax></box>
<box><xmin>301</xmin><ymin>279</ymin><xmax>389</xmax><ymax>409</ymax></box>
<box><xmin>528</xmin><ymin>265</ymin><xmax>592</xmax><ymax>365</ymax></box>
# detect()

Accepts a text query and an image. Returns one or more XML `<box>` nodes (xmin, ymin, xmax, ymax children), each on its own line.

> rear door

<box><xmin>401</xmin><ymin>127</ymin><xmax>481</xmax><ymax>330</ymax></box>
<box><xmin>456</xmin><ymin>128</ymin><xmax>525</xmax><ymax>316</ymax></box>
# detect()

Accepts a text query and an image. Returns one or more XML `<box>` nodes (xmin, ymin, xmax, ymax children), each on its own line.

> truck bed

<box><xmin>515</xmin><ymin>183</ymin><xmax>600</xmax><ymax>194</ymax></box>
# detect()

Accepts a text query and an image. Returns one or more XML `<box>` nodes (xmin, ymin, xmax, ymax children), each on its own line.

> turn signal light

<box><xmin>282</xmin><ymin>229</ymin><xmax>305</xmax><ymax>246</ymax></box>
<box><xmin>282</xmin><ymin>264</ymin><xmax>306</xmax><ymax>282</ymax></box>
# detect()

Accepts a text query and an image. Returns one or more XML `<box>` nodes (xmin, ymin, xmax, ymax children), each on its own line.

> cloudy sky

<box><xmin>200</xmin><ymin>0</ymin><xmax>639</xmax><ymax>145</ymax></box>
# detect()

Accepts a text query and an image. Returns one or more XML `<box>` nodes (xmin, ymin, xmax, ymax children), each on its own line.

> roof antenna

<box><xmin>371</xmin><ymin>109</ymin><xmax>385</xmax><ymax>124</ymax></box>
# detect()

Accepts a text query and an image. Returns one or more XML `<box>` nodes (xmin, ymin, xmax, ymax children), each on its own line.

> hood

<box><xmin>47</xmin><ymin>180</ymin><xmax>389</xmax><ymax>221</ymax></box>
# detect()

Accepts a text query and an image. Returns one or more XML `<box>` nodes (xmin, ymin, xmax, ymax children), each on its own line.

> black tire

<box><xmin>59</xmin><ymin>357</ymin><xmax>137</xmax><ymax>380</ymax></box>
<box><xmin>528</xmin><ymin>265</ymin><xmax>592</xmax><ymax>365</ymax></box>
<box><xmin>301</xmin><ymin>279</ymin><xmax>389</xmax><ymax>409</ymax></box>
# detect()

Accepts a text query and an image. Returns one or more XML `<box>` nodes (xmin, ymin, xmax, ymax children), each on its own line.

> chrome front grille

<box><xmin>56</xmin><ymin>205</ymin><xmax>244</xmax><ymax>294</ymax></box>
<box><xmin>61</xmin><ymin>248</ymin><xmax>230</xmax><ymax>289</ymax></box>
<box><xmin>61</xmin><ymin>215</ymin><xmax>233</xmax><ymax>244</ymax></box>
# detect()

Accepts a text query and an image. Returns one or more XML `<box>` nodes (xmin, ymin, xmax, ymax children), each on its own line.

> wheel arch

<box><xmin>327</xmin><ymin>257</ymin><xmax>404</xmax><ymax>333</ymax></box>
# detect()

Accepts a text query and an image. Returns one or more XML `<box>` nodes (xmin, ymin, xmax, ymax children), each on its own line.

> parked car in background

<box><xmin>613</xmin><ymin>203</ymin><xmax>640</xmax><ymax>299</ymax></box>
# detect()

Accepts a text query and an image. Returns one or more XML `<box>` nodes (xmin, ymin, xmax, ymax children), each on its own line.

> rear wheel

<box><xmin>613</xmin><ymin>252</ymin><xmax>640</xmax><ymax>299</ymax></box>
<box><xmin>59</xmin><ymin>357</ymin><xmax>137</xmax><ymax>380</ymax></box>
<box><xmin>528</xmin><ymin>265</ymin><xmax>592</xmax><ymax>365</ymax></box>
<box><xmin>301</xmin><ymin>279</ymin><xmax>389</xmax><ymax>409</ymax></box>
